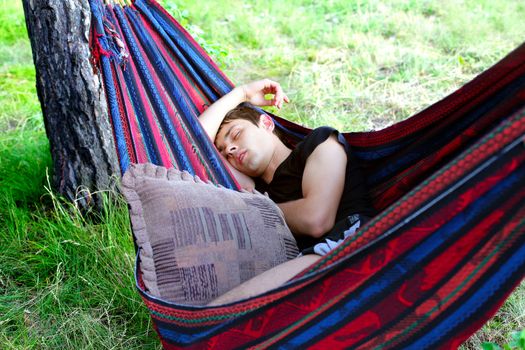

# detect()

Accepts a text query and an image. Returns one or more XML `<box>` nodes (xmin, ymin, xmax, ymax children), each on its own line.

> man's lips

<box><xmin>237</xmin><ymin>150</ymin><xmax>246</xmax><ymax>165</ymax></box>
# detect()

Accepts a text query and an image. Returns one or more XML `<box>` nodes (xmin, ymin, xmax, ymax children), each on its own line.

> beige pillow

<box><xmin>121</xmin><ymin>163</ymin><xmax>299</xmax><ymax>306</ymax></box>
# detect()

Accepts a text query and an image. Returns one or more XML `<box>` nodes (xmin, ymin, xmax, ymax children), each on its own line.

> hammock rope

<box><xmin>88</xmin><ymin>0</ymin><xmax>525</xmax><ymax>348</ymax></box>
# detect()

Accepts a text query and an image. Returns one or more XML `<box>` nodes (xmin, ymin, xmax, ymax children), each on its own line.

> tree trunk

<box><xmin>22</xmin><ymin>0</ymin><xmax>119</xmax><ymax>210</ymax></box>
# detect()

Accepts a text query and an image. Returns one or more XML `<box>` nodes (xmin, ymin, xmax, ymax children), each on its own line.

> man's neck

<box><xmin>261</xmin><ymin>139</ymin><xmax>292</xmax><ymax>184</ymax></box>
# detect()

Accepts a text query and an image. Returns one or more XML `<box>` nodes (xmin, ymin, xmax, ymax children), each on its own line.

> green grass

<box><xmin>0</xmin><ymin>1</ymin><xmax>160</xmax><ymax>348</ymax></box>
<box><xmin>1</xmin><ymin>0</ymin><xmax>524</xmax><ymax>348</ymax></box>
<box><xmin>169</xmin><ymin>0</ymin><xmax>525</xmax><ymax>131</ymax></box>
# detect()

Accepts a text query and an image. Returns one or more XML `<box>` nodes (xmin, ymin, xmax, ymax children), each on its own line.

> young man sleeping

<box><xmin>199</xmin><ymin>79</ymin><xmax>375</xmax><ymax>305</ymax></box>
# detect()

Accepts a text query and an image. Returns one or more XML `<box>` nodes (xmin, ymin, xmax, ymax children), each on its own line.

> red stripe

<box><xmin>110</xmin><ymin>63</ymin><xmax>137</xmax><ymax>163</ymax></box>
<box><xmin>110</xmin><ymin>7</ymin><xmax>148</xmax><ymax>163</ymax></box>
<box><xmin>124</xmin><ymin>10</ymin><xmax>184</xmax><ymax>168</ymax></box>
<box><xmin>127</xmin><ymin>12</ymin><xmax>210</xmax><ymax>179</ymax></box>
<box><xmin>113</xmin><ymin>5</ymin><xmax>174</xmax><ymax>167</ymax></box>
<box><xmin>141</xmin><ymin>274</ymin><xmax>318</xmax><ymax>326</ymax></box>
<box><xmin>443</xmin><ymin>277</ymin><xmax>525</xmax><ymax>349</ymax></box>
<box><xmin>371</xmin><ymin>84</ymin><xmax>525</xmax><ymax>210</ymax></box>
<box><xmin>114</xmin><ymin>62</ymin><xmax>149</xmax><ymax>162</ymax></box>
<box><xmin>139</xmin><ymin>11</ymin><xmax>210</xmax><ymax>114</ymax></box>
<box><xmin>333</xmin><ymin>191</ymin><xmax>525</xmax><ymax>349</ymax></box>
<box><xmin>148</xmin><ymin>0</ymin><xmax>234</xmax><ymax>88</ymax></box>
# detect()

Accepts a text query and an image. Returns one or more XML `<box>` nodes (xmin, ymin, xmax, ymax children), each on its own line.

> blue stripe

<box><xmin>281</xmin><ymin>164</ymin><xmax>523</xmax><ymax>348</ymax></box>
<box><xmin>144</xmin><ymin>0</ymin><xmax>232</xmax><ymax>96</ymax></box>
<box><xmin>118</xmin><ymin>63</ymin><xmax>161</xmax><ymax>164</ymax></box>
<box><xmin>352</xmin><ymin>140</ymin><xmax>407</xmax><ymax>161</ymax></box>
<box><xmin>156</xmin><ymin>318</ymin><xmax>239</xmax><ymax>345</ymax></box>
<box><xmin>125</xmin><ymin>6</ymin><xmax>200</xmax><ymax>118</ymax></box>
<box><xmin>113</xmin><ymin>6</ymin><xmax>193</xmax><ymax>173</ymax></box>
<box><xmin>125</xmin><ymin>5</ymin><xmax>236</xmax><ymax>188</ymax></box>
<box><xmin>367</xmin><ymin>74</ymin><xmax>525</xmax><ymax>185</ymax></box>
<box><xmin>135</xmin><ymin>0</ymin><xmax>219</xmax><ymax>102</ymax></box>
<box><xmin>405</xmin><ymin>240</ymin><xmax>525</xmax><ymax>350</ymax></box>
<box><xmin>89</xmin><ymin>0</ymin><xmax>131</xmax><ymax>172</ymax></box>
<box><xmin>104</xmin><ymin>8</ymin><xmax>161</xmax><ymax>165</ymax></box>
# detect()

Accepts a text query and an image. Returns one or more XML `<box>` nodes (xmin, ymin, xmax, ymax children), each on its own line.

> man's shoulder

<box><xmin>302</xmin><ymin>126</ymin><xmax>336</xmax><ymax>145</ymax></box>
<box><xmin>308</xmin><ymin>126</ymin><xmax>338</xmax><ymax>137</ymax></box>
<box><xmin>299</xmin><ymin>126</ymin><xmax>346</xmax><ymax>157</ymax></box>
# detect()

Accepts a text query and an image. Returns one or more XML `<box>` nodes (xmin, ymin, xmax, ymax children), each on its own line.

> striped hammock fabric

<box><xmin>89</xmin><ymin>0</ymin><xmax>525</xmax><ymax>348</ymax></box>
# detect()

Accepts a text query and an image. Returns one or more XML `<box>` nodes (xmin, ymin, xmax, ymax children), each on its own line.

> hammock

<box><xmin>89</xmin><ymin>0</ymin><xmax>525</xmax><ymax>348</ymax></box>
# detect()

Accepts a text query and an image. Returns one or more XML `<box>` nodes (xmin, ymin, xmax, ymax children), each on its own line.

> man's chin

<box><xmin>241</xmin><ymin>167</ymin><xmax>258</xmax><ymax>178</ymax></box>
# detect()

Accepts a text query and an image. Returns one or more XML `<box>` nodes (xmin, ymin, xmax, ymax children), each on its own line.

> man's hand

<box><xmin>241</xmin><ymin>79</ymin><xmax>290</xmax><ymax>109</ymax></box>
<box><xmin>199</xmin><ymin>78</ymin><xmax>289</xmax><ymax>142</ymax></box>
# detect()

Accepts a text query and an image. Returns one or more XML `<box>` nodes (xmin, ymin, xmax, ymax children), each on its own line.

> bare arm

<box><xmin>199</xmin><ymin>87</ymin><xmax>246</xmax><ymax>142</ymax></box>
<box><xmin>277</xmin><ymin>135</ymin><xmax>347</xmax><ymax>238</ymax></box>
<box><xmin>207</xmin><ymin>254</ymin><xmax>321</xmax><ymax>306</ymax></box>
<box><xmin>199</xmin><ymin>79</ymin><xmax>290</xmax><ymax>141</ymax></box>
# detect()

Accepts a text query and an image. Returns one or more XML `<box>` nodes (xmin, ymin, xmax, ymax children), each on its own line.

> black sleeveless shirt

<box><xmin>255</xmin><ymin>127</ymin><xmax>375</xmax><ymax>248</ymax></box>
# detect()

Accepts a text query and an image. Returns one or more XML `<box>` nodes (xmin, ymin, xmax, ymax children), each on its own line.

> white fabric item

<box><xmin>313</xmin><ymin>219</ymin><xmax>361</xmax><ymax>256</ymax></box>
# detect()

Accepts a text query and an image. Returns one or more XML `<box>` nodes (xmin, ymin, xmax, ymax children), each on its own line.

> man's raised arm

<box><xmin>198</xmin><ymin>79</ymin><xmax>289</xmax><ymax>141</ymax></box>
<box><xmin>199</xmin><ymin>87</ymin><xmax>246</xmax><ymax>142</ymax></box>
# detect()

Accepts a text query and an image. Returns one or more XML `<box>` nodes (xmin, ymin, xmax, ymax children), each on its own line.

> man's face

<box><xmin>215</xmin><ymin>118</ymin><xmax>275</xmax><ymax>177</ymax></box>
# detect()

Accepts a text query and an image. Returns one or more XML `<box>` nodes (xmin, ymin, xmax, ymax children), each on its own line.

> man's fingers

<box><xmin>279</xmin><ymin>94</ymin><xmax>290</xmax><ymax>109</ymax></box>
<box><xmin>274</xmin><ymin>87</ymin><xmax>283</xmax><ymax>107</ymax></box>
<box><xmin>258</xmin><ymin>97</ymin><xmax>274</xmax><ymax>107</ymax></box>
<box><xmin>262</xmin><ymin>79</ymin><xmax>277</xmax><ymax>92</ymax></box>
<box><xmin>246</xmin><ymin>79</ymin><xmax>290</xmax><ymax>109</ymax></box>
<box><xmin>276</xmin><ymin>92</ymin><xmax>290</xmax><ymax>109</ymax></box>
<box><xmin>268</xmin><ymin>81</ymin><xmax>289</xmax><ymax>109</ymax></box>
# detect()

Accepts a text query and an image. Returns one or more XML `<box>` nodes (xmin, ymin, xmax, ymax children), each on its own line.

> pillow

<box><xmin>121</xmin><ymin>163</ymin><xmax>299</xmax><ymax>306</ymax></box>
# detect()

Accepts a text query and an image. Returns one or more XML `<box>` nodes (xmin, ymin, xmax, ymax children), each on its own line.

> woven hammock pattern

<box><xmin>89</xmin><ymin>0</ymin><xmax>525</xmax><ymax>348</ymax></box>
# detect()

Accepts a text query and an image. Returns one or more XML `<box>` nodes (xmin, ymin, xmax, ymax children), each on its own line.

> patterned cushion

<box><xmin>121</xmin><ymin>163</ymin><xmax>299</xmax><ymax>306</ymax></box>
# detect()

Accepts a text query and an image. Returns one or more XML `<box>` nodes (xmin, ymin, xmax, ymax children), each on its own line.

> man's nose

<box><xmin>226</xmin><ymin>143</ymin><xmax>238</xmax><ymax>156</ymax></box>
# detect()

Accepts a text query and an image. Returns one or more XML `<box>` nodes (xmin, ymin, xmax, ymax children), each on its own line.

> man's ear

<box><xmin>259</xmin><ymin>114</ymin><xmax>275</xmax><ymax>132</ymax></box>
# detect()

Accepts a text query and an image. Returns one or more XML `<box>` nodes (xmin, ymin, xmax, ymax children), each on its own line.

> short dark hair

<box><xmin>218</xmin><ymin>104</ymin><xmax>284</xmax><ymax>140</ymax></box>
<box><xmin>221</xmin><ymin>105</ymin><xmax>260</xmax><ymax>129</ymax></box>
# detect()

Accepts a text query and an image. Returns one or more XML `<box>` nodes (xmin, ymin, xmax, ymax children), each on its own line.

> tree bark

<box><xmin>22</xmin><ymin>0</ymin><xmax>119</xmax><ymax>210</ymax></box>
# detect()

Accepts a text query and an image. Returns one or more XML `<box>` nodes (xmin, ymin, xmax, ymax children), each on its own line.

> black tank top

<box><xmin>255</xmin><ymin>127</ymin><xmax>375</xmax><ymax>247</ymax></box>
